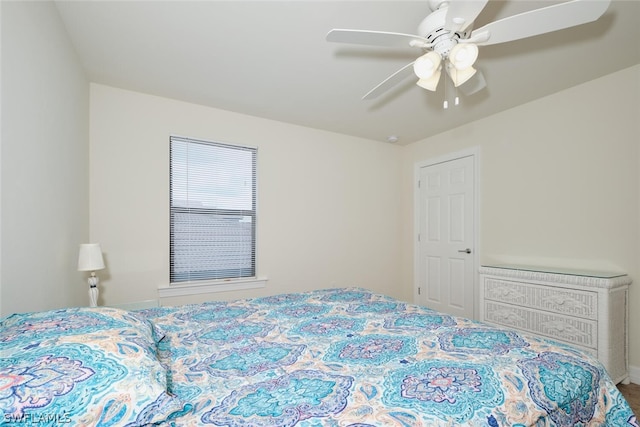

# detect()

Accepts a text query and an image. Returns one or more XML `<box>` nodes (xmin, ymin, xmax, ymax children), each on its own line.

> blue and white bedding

<box><xmin>0</xmin><ymin>307</ymin><xmax>183</xmax><ymax>425</ymax></box>
<box><xmin>1</xmin><ymin>288</ymin><xmax>637</xmax><ymax>426</ymax></box>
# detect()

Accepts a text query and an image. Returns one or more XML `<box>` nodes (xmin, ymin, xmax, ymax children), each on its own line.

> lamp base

<box><xmin>89</xmin><ymin>286</ymin><xmax>99</xmax><ymax>307</ymax></box>
<box><xmin>88</xmin><ymin>272</ymin><xmax>100</xmax><ymax>307</ymax></box>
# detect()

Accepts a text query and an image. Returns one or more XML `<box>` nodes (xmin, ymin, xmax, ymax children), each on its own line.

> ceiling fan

<box><xmin>326</xmin><ymin>0</ymin><xmax>611</xmax><ymax>100</ymax></box>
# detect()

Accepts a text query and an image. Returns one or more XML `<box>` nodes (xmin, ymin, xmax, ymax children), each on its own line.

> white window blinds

<box><xmin>170</xmin><ymin>136</ymin><xmax>257</xmax><ymax>283</ymax></box>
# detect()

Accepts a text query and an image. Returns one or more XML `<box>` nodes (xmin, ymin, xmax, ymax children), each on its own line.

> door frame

<box><xmin>413</xmin><ymin>146</ymin><xmax>481</xmax><ymax>319</ymax></box>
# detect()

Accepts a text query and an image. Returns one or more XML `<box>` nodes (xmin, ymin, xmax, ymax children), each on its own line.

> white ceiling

<box><xmin>54</xmin><ymin>0</ymin><xmax>640</xmax><ymax>145</ymax></box>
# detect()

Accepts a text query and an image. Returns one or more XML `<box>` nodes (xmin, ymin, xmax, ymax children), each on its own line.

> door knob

<box><xmin>458</xmin><ymin>248</ymin><xmax>472</xmax><ymax>254</ymax></box>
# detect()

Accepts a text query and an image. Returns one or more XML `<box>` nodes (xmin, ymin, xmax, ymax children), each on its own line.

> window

<box><xmin>170</xmin><ymin>136</ymin><xmax>257</xmax><ymax>283</ymax></box>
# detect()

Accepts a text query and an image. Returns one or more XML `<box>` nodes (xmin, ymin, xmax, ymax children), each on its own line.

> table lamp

<box><xmin>78</xmin><ymin>243</ymin><xmax>105</xmax><ymax>307</ymax></box>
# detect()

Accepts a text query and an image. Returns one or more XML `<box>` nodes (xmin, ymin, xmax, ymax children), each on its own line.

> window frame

<box><xmin>169</xmin><ymin>135</ymin><xmax>257</xmax><ymax>285</ymax></box>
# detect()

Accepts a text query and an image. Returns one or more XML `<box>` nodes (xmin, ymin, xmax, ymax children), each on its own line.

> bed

<box><xmin>1</xmin><ymin>287</ymin><xmax>636</xmax><ymax>426</ymax></box>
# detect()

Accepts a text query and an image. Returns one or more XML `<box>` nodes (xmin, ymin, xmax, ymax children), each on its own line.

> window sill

<box><xmin>158</xmin><ymin>277</ymin><xmax>267</xmax><ymax>298</ymax></box>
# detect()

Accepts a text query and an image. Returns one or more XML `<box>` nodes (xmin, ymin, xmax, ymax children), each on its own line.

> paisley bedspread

<box><xmin>138</xmin><ymin>288</ymin><xmax>637</xmax><ymax>426</ymax></box>
<box><xmin>1</xmin><ymin>287</ymin><xmax>636</xmax><ymax>426</ymax></box>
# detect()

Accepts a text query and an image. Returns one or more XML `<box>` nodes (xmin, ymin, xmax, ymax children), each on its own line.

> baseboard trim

<box><xmin>628</xmin><ymin>365</ymin><xmax>640</xmax><ymax>384</ymax></box>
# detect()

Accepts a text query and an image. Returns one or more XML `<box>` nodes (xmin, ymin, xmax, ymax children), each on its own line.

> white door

<box><xmin>417</xmin><ymin>154</ymin><xmax>476</xmax><ymax>319</ymax></box>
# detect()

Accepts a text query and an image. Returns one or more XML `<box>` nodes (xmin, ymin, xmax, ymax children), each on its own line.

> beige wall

<box><xmin>0</xmin><ymin>1</ymin><xmax>89</xmax><ymax>315</ymax></box>
<box><xmin>89</xmin><ymin>84</ymin><xmax>403</xmax><ymax>306</ymax></box>
<box><xmin>401</xmin><ymin>64</ymin><xmax>640</xmax><ymax>370</ymax></box>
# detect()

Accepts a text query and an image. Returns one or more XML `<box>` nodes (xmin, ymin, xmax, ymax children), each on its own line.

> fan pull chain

<box><xmin>443</xmin><ymin>76</ymin><xmax>461</xmax><ymax>110</ymax></box>
<box><xmin>444</xmin><ymin>76</ymin><xmax>461</xmax><ymax>109</ymax></box>
<box><xmin>443</xmin><ymin>73</ymin><xmax>448</xmax><ymax>109</ymax></box>
<box><xmin>453</xmin><ymin>79</ymin><xmax>460</xmax><ymax>107</ymax></box>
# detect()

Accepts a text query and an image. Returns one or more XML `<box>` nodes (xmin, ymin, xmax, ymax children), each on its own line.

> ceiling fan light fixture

<box><xmin>449</xmin><ymin>43</ymin><xmax>479</xmax><ymax>70</ymax></box>
<box><xmin>446</xmin><ymin>64</ymin><xmax>476</xmax><ymax>87</ymax></box>
<box><xmin>413</xmin><ymin>51</ymin><xmax>442</xmax><ymax>79</ymax></box>
<box><xmin>416</xmin><ymin>69</ymin><xmax>442</xmax><ymax>91</ymax></box>
<box><xmin>458</xmin><ymin>69</ymin><xmax>486</xmax><ymax>95</ymax></box>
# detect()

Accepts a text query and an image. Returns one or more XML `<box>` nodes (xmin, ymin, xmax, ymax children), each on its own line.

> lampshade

<box><xmin>416</xmin><ymin>69</ymin><xmax>442</xmax><ymax>91</ymax></box>
<box><xmin>413</xmin><ymin>51</ymin><xmax>442</xmax><ymax>79</ymax></box>
<box><xmin>458</xmin><ymin>69</ymin><xmax>486</xmax><ymax>96</ymax></box>
<box><xmin>446</xmin><ymin>64</ymin><xmax>477</xmax><ymax>87</ymax></box>
<box><xmin>78</xmin><ymin>243</ymin><xmax>105</xmax><ymax>271</ymax></box>
<box><xmin>448</xmin><ymin>43</ymin><xmax>478</xmax><ymax>70</ymax></box>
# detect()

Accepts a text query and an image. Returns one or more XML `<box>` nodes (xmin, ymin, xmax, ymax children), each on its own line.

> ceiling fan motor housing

<box><xmin>418</xmin><ymin>7</ymin><xmax>470</xmax><ymax>59</ymax></box>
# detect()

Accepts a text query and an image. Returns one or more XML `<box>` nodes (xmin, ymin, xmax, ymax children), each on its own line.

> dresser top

<box><xmin>482</xmin><ymin>264</ymin><xmax>626</xmax><ymax>279</ymax></box>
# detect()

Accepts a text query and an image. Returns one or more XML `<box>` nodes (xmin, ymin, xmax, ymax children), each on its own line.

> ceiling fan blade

<box><xmin>465</xmin><ymin>0</ymin><xmax>611</xmax><ymax>46</ymax></box>
<box><xmin>362</xmin><ymin>62</ymin><xmax>416</xmax><ymax>100</ymax></box>
<box><xmin>445</xmin><ymin>0</ymin><xmax>489</xmax><ymax>32</ymax></box>
<box><xmin>326</xmin><ymin>29</ymin><xmax>430</xmax><ymax>48</ymax></box>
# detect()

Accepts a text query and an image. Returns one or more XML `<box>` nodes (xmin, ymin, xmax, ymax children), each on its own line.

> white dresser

<box><xmin>479</xmin><ymin>265</ymin><xmax>631</xmax><ymax>384</ymax></box>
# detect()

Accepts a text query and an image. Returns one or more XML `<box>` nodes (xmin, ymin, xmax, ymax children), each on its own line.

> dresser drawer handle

<box><xmin>549</xmin><ymin>295</ymin><xmax>573</xmax><ymax>306</ymax></box>
<box><xmin>542</xmin><ymin>320</ymin><xmax>585</xmax><ymax>337</ymax></box>
<box><xmin>493</xmin><ymin>286</ymin><xmax>524</xmax><ymax>299</ymax></box>
<box><xmin>548</xmin><ymin>294</ymin><xmax>590</xmax><ymax>311</ymax></box>
<box><xmin>494</xmin><ymin>310</ymin><xmax>523</xmax><ymax>323</ymax></box>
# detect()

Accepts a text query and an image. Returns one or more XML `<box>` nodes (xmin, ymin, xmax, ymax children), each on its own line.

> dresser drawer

<box><xmin>484</xmin><ymin>278</ymin><xmax>597</xmax><ymax>320</ymax></box>
<box><xmin>483</xmin><ymin>301</ymin><xmax>597</xmax><ymax>349</ymax></box>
